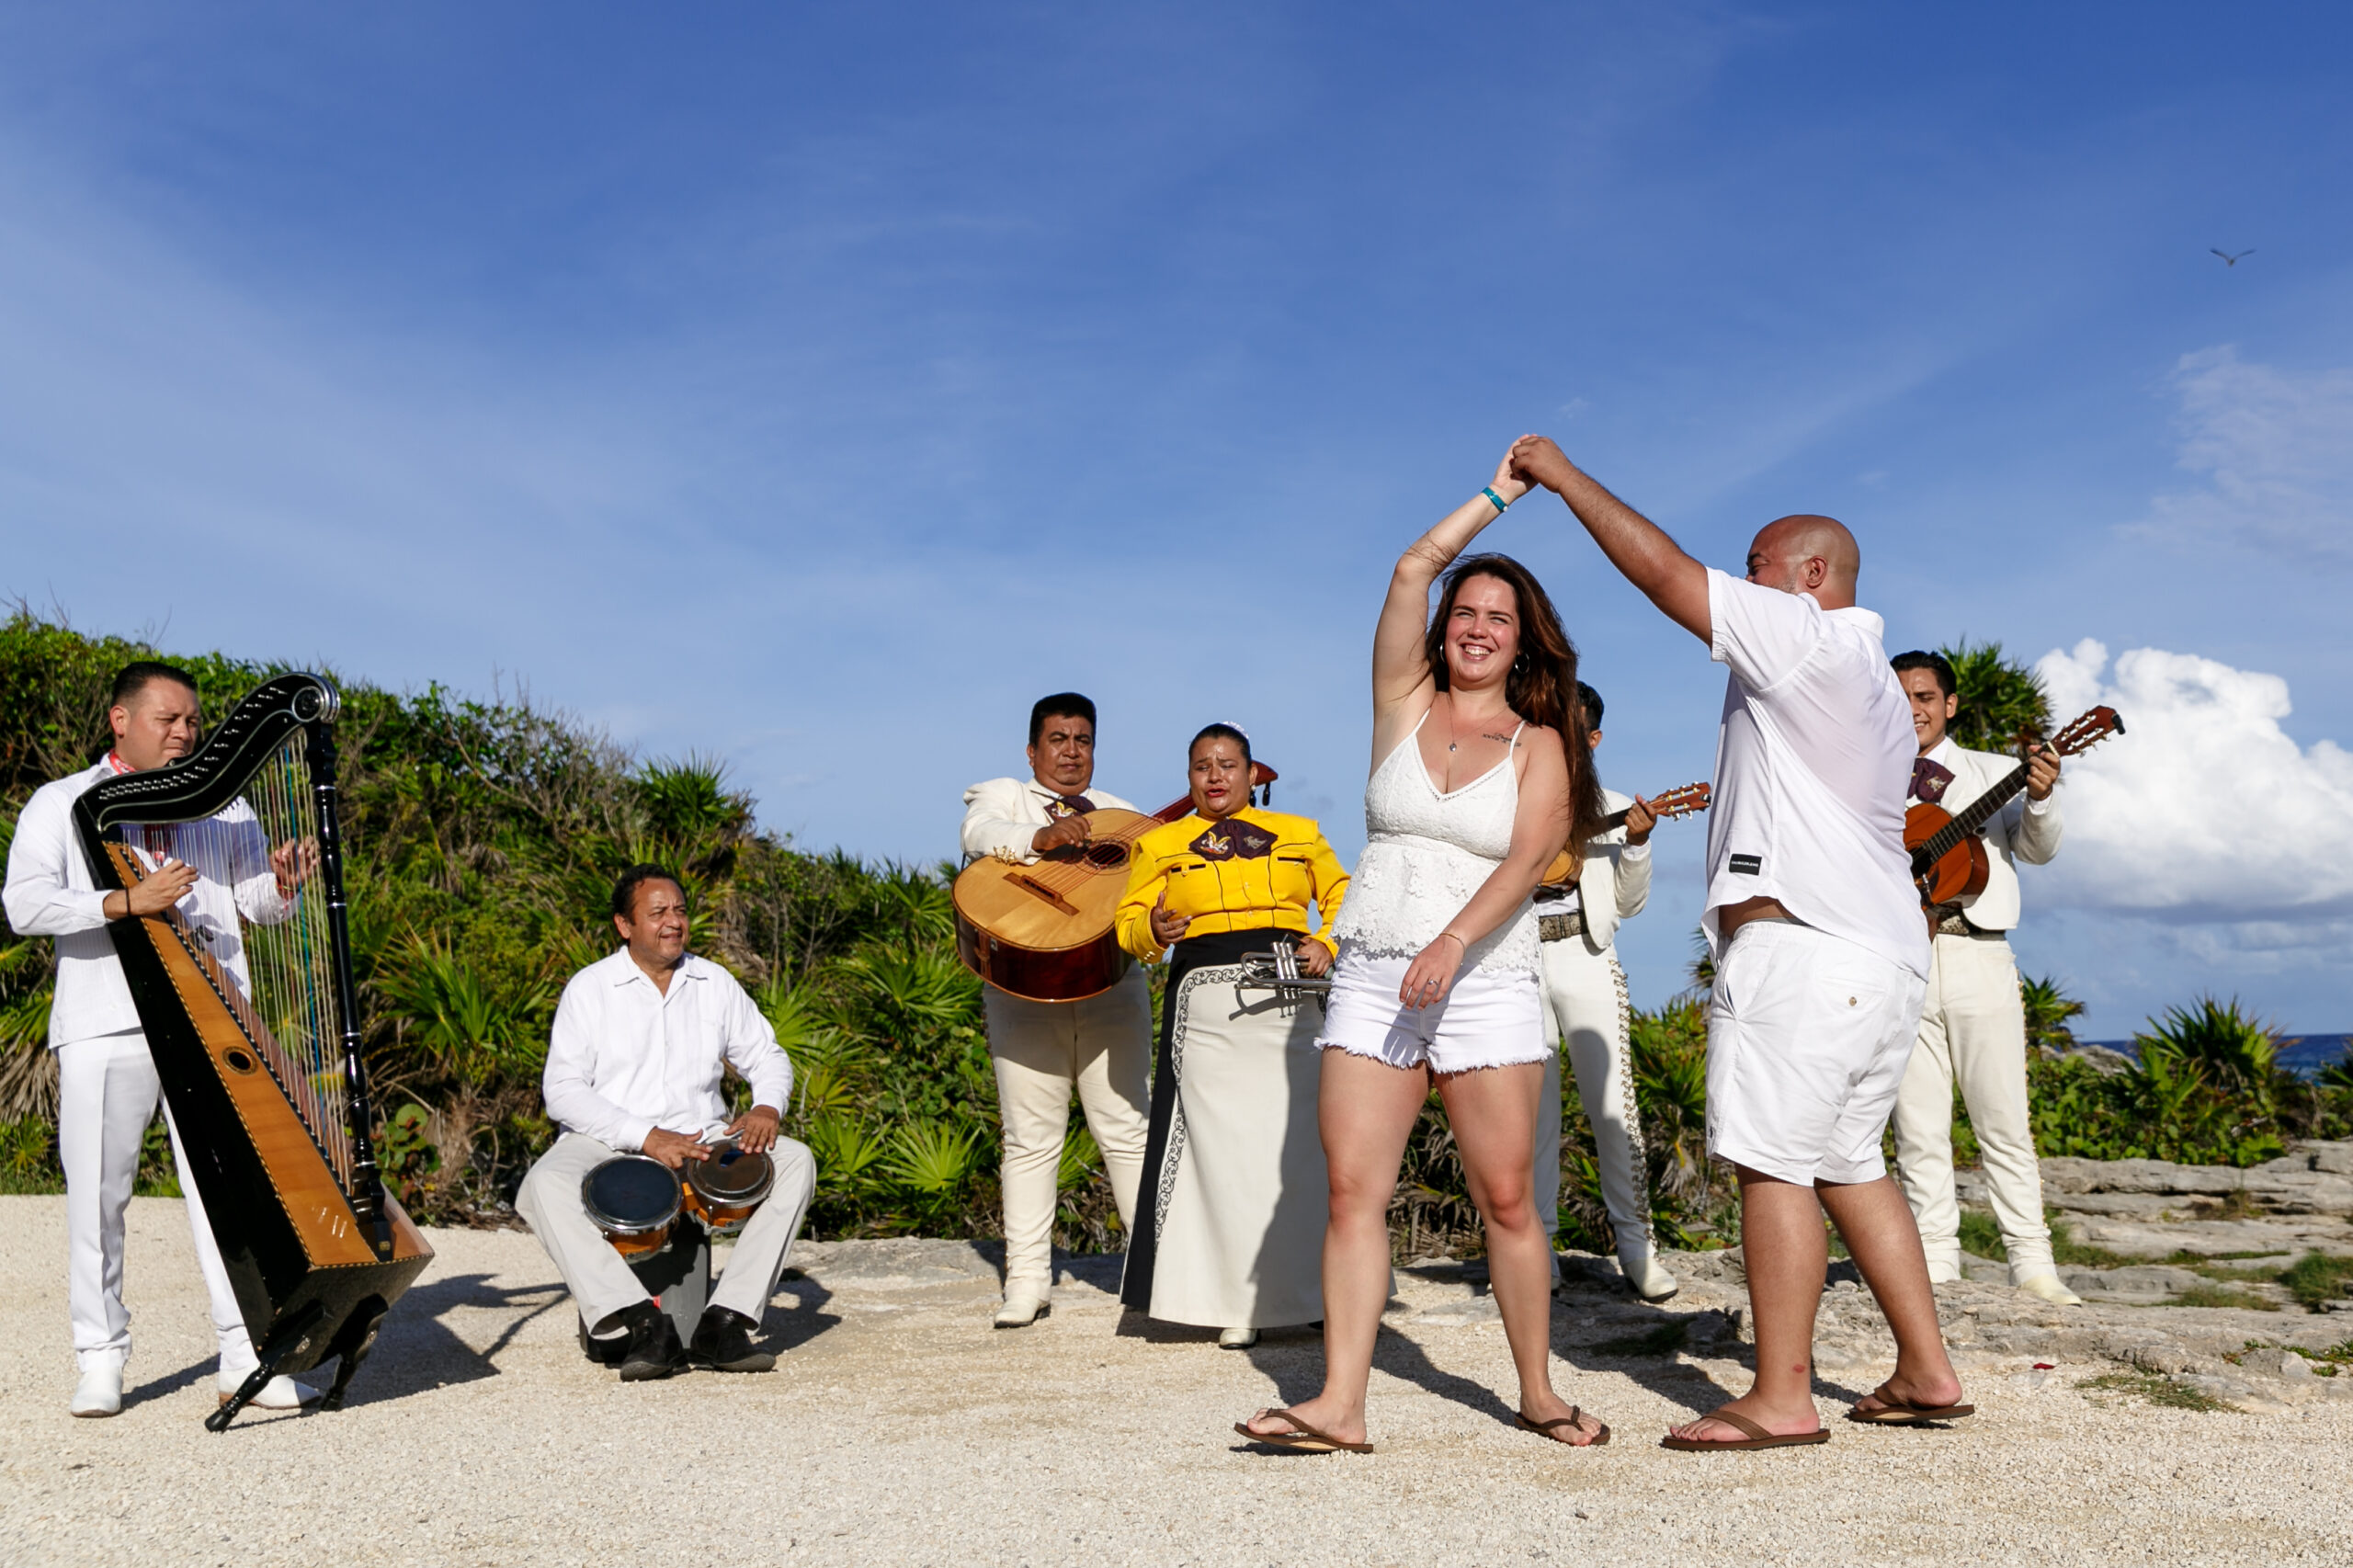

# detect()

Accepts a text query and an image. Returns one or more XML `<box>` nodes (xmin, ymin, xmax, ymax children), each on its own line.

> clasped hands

<box><xmin>1148</xmin><ymin>892</ymin><xmax>1333</xmax><ymax>976</ymax></box>
<box><xmin>642</xmin><ymin>1105</ymin><xmax>781</xmax><ymax>1169</ymax></box>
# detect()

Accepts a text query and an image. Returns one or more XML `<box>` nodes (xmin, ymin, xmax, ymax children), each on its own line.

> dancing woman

<box><xmin>1237</xmin><ymin>445</ymin><xmax>1609</xmax><ymax>1453</ymax></box>
<box><xmin>1113</xmin><ymin>724</ymin><xmax>1348</xmax><ymax>1346</ymax></box>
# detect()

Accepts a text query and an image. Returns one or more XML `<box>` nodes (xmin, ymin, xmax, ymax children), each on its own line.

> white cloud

<box><xmin>2032</xmin><ymin>639</ymin><xmax>2353</xmax><ymax>922</ymax></box>
<box><xmin>2137</xmin><ymin>346</ymin><xmax>2353</xmax><ymax>562</ymax></box>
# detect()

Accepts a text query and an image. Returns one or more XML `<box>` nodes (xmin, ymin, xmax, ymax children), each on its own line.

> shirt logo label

<box><xmin>1729</xmin><ymin>853</ymin><xmax>1763</xmax><ymax>875</ymax></box>
<box><xmin>1190</xmin><ymin>821</ymin><xmax>1274</xmax><ymax>861</ymax></box>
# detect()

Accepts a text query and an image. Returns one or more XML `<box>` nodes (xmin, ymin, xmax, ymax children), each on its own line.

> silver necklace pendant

<box><xmin>1449</xmin><ymin>742</ymin><xmax>1458</xmax><ymax>752</ymax></box>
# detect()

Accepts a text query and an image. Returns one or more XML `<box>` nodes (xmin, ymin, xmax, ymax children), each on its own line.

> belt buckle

<box><xmin>1538</xmin><ymin>910</ymin><xmax>1586</xmax><ymax>943</ymax></box>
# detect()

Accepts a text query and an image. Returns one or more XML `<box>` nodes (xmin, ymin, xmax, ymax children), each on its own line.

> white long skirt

<box><xmin>1123</xmin><ymin>964</ymin><xmax>1328</xmax><ymax>1328</ymax></box>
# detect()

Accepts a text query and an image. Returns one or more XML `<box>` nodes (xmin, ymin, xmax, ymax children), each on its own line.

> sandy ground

<box><xmin>5</xmin><ymin>1195</ymin><xmax>2352</xmax><ymax>1568</ymax></box>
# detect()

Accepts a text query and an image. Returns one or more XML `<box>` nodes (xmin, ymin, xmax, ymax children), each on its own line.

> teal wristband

<box><xmin>1482</xmin><ymin>486</ymin><xmax>1510</xmax><ymax>515</ymax></box>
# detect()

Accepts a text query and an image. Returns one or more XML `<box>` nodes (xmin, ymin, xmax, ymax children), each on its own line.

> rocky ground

<box><xmin>4</xmin><ymin>1143</ymin><xmax>2352</xmax><ymax>1566</ymax></box>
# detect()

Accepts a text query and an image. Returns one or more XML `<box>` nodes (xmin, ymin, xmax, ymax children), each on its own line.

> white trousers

<box><xmin>1532</xmin><ymin>940</ymin><xmax>1654</xmax><ymax>1261</ymax></box>
<box><xmin>1892</xmin><ymin>932</ymin><xmax>2054</xmax><ymax>1282</ymax></box>
<box><xmin>984</xmin><ymin>971</ymin><xmax>1151</xmax><ymax>1292</ymax></box>
<box><xmin>516</xmin><ymin>1131</ymin><xmax>817</xmax><ymax>1333</ymax></box>
<box><xmin>56</xmin><ymin>1031</ymin><xmax>254</xmax><ymax>1373</ymax></box>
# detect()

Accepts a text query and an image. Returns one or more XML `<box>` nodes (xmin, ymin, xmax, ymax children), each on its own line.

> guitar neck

<box><xmin>1918</xmin><ymin>762</ymin><xmax>2029</xmax><ymax>865</ymax></box>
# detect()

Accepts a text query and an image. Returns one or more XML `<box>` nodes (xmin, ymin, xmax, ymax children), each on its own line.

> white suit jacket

<box><xmin>1537</xmin><ymin>787</ymin><xmax>1652</xmax><ymax>954</ymax></box>
<box><xmin>960</xmin><ymin>777</ymin><xmax>1140</xmax><ymax>865</ymax></box>
<box><xmin>1908</xmin><ymin>737</ymin><xmax>2061</xmax><ymax>934</ymax></box>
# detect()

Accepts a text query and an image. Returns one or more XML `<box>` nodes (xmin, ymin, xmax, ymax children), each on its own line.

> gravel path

<box><xmin>6</xmin><ymin>1195</ymin><xmax>2352</xmax><ymax>1567</ymax></box>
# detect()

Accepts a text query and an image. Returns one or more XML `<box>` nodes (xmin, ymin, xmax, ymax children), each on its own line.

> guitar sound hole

<box><xmin>1083</xmin><ymin>844</ymin><xmax>1126</xmax><ymax>869</ymax></box>
<box><xmin>222</xmin><ymin>1048</ymin><xmax>257</xmax><ymax>1074</ymax></box>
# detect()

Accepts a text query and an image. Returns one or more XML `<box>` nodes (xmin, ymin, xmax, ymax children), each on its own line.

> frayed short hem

<box><xmin>1316</xmin><ymin>1038</ymin><xmax>1551</xmax><ymax>1075</ymax></box>
<box><xmin>1708</xmin><ymin>1147</ymin><xmax>1888</xmax><ymax>1187</ymax></box>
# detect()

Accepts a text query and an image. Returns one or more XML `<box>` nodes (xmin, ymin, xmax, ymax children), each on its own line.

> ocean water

<box><xmin>2082</xmin><ymin>1033</ymin><xmax>2350</xmax><ymax>1081</ymax></box>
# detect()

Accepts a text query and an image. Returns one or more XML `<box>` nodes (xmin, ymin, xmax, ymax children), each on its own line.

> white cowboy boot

<box><xmin>71</xmin><ymin>1356</ymin><xmax>125</xmax><ymax>1418</ymax></box>
<box><xmin>219</xmin><ymin>1361</ymin><xmax>322</xmax><ymax>1410</ymax></box>
<box><xmin>1620</xmin><ymin>1244</ymin><xmax>1678</xmax><ymax>1302</ymax></box>
<box><xmin>993</xmin><ymin>1284</ymin><xmax>1051</xmax><ymax>1329</ymax></box>
<box><xmin>1218</xmin><ymin>1328</ymin><xmax>1260</xmax><ymax>1349</ymax></box>
<box><xmin>2014</xmin><ymin>1270</ymin><xmax>2083</xmax><ymax>1306</ymax></box>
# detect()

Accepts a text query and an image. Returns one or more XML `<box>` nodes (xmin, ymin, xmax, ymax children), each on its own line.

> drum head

<box><xmin>582</xmin><ymin>1154</ymin><xmax>682</xmax><ymax>1233</ymax></box>
<box><xmin>688</xmin><ymin>1147</ymin><xmax>774</xmax><ymax>1205</ymax></box>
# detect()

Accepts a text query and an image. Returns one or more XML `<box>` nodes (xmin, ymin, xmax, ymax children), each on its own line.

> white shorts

<box><xmin>1706</xmin><ymin>919</ymin><xmax>1927</xmax><ymax>1186</ymax></box>
<box><xmin>1316</xmin><ymin>946</ymin><xmax>1547</xmax><ymax>1075</ymax></box>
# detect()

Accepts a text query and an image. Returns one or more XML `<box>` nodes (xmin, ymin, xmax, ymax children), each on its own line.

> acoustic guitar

<box><xmin>1907</xmin><ymin>706</ymin><xmax>2122</xmax><ymax>912</ymax></box>
<box><xmin>1538</xmin><ymin>781</ymin><xmax>1711</xmax><ymax>887</ymax></box>
<box><xmin>954</xmin><ymin>763</ymin><xmax>1278</xmax><ymax>1003</ymax></box>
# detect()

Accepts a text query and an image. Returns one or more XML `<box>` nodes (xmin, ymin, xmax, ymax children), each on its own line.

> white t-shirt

<box><xmin>1701</xmin><ymin>569</ymin><xmax>1928</xmax><ymax>980</ymax></box>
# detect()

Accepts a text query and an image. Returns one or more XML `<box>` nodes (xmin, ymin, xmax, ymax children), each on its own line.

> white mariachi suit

<box><xmin>1</xmin><ymin>759</ymin><xmax>289</xmax><ymax>1378</ymax></box>
<box><xmin>959</xmin><ymin>778</ymin><xmax>1152</xmax><ymax>1299</ymax></box>
<box><xmin>1890</xmin><ymin>737</ymin><xmax>2063</xmax><ymax>1286</ymax></box>
<box><xmin>1531</xmin><ymin>789</ymin><xmax>1660</xmax><ymax>1279</ymax></box>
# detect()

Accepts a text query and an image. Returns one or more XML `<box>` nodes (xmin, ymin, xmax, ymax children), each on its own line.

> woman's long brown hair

<box><xmin>1423</xmin><ymin>552</ymin><xmax>1608</xmax><ymax>849</ymax></box>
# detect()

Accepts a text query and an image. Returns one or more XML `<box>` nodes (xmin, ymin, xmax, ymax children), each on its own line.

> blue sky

<box><xmin>3</xmin><ymin>3</ymin><xmax>2348</xmax><ymax>1035</ymax></box>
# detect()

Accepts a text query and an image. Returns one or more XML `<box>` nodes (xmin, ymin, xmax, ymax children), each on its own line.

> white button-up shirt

<box><xmin>541</xmin><ymin>948</ymin><xmax>794</xmax><ymax>1152</ymax></box>
<box><xmin>4</xmin><ymin>758</ymin><xmax>292</xmax><ymax>1045</ymax></box>
<box><xmin>1702</xmin><ymin>569</ymin><xmax>1929</xmax><ymax>980</ymax></box>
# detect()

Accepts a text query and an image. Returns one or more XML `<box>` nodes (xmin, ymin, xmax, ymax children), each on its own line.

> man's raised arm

<box><xmin>1510</xmin><ymin>437</ymin><xmax>1711</xmax><ymax>643</ymax></box>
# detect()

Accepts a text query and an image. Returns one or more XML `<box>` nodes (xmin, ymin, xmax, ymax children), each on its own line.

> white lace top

<box><xmin>1330</xmin><ymin>709</ymin><xmax>1540</xmax><ymax>977</ymax></box>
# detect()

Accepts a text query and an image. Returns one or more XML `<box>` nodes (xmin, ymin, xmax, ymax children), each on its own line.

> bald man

<box><xmin>1509</xmin><ymin>437</ymin><xmax>1966</xmax><ymax>1451</ymax></box>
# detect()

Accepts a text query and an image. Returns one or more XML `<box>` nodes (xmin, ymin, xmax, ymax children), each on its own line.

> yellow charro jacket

<box><xmin>1115</xmin><ymin>806</ymin><xmax>1349</xmax><ymax>963</ymax></box>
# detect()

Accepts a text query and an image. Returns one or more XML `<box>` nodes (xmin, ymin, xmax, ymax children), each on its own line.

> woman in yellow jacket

<box><xmin>1114</xmin><ymin>723</ymin><xmax>1348</xmax><ymax>1347</ymax></box>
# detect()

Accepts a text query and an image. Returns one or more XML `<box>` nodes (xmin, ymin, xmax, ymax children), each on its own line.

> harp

<box><xmin>74</xmin><ymin>673</ymin><xmax>431</xmax><ymax>1430</ymax></box>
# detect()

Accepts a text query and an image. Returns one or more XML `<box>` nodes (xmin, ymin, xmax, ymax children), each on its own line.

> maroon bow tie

<box><xmin>1047</xmin><ymin>793</ymin><xmax>1094</xmax><ymax>818</ymax></box>
<box><xmin>1910</xmin><ymin>756</ymin><xmax>1955</xmax><ymax>804</ymax></box>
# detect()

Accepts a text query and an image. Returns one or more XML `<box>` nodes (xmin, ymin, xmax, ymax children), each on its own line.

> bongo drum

<box><xmin>681</xmin><ymin>1146</ymin><xmax>775</xmax><ymax>1236</ymax></box>
<box><xmin>581</xmin><ymin>1154</ymin><xmax>683</xmax><ymax>1256</ymax></box>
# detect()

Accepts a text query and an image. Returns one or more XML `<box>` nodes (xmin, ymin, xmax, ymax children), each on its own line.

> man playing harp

<box><xmin>4</xmin><ymin>662</ymin><xmax>318</xmax><ymax>1418</ymax></box>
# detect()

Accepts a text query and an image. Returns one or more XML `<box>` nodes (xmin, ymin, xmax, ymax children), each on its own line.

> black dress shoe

<box><xmin>689</xmin><ymin>1308</ymin><xmax>777</xmax><ymax>1373</ymax></box>
<box><xmin>617</xmin><ymin>1303</ymin><xmax>689</xmax><ymax>1381</ymax></box>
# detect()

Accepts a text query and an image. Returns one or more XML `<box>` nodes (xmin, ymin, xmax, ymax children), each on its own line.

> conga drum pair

<box><xmin>582</xmin><ymin>1147</ymin><xmax>776</xmax><ymax>1255</ymax></box>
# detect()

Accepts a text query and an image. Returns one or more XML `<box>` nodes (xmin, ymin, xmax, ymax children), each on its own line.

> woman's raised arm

<box><xmin>1369</xmin><ymin>442</ymin><xmax>1538</xmax><ymax>740</ymax></box>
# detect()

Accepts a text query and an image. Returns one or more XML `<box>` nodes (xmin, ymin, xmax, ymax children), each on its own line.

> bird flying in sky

<box><xmin>2211</xmin><ymin>248</ymin><xmax>2256</xmax><ymax>267</ymax></box>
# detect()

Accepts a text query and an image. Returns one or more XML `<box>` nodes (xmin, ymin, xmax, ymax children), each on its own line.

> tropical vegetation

<box><xmin>2</xmin><ymin>615</ymin><xmax>2346</xmax><ymax>1265</ymax></box>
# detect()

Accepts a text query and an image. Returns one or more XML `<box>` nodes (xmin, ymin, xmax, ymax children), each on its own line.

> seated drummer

<box><xmin>517</xmin><ymin>864</ymin><xmax>816</xmax><ymax>1381</ymax></box>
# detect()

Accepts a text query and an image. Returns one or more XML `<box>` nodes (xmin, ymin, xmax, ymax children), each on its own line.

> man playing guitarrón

<box><xmin>517</xmin><ymin>866</ymin><xmax>816</xmax><ymax>1381</ymax></box>
<box><xmin>1888</xmin><ymin>651</ymin><xmax>2079</xmax><ymax>1306</ymax></box>
<box><xmin>960</xmin><ymin>693</ymin><xmax>1152</xmax><ymax>1328</ymax></box>
<box><xmin>4</xmin><ymin>662</ymin><xmax>318</xmax><ymax>1417</ymax></box>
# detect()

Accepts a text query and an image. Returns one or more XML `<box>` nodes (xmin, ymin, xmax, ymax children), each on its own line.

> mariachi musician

<box><xmin>1530</xmin><ymin>682</ymin><xmax>1678</xmax><ymax>1302</ymax></box>
<box><xmin>516</xmin><ymin>864</ymin><xmax>816</xmax><ymax>1380</ymax></box>
<box><xmin>1886</xmin><ymin>651</ymin><xmax>2078</xmax><ymax>1306</ymax></box>
<box><xmin>4</xmin><ymin>661</ymin><xmax>318</xmax><ymax>1418</ymax></box>
<box><xmin>1112</xmin><ymin>722</ymin><xmax>1347</xmax><ymax>1348</ymax></box>
<box><xmin>958</xmin><ymin>692</ymin><xmax>1152</xmax><ymax>1328</ymax></box>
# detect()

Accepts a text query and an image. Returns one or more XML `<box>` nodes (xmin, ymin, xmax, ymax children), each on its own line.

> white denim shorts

<box><xmin>1316</xmin><ymin>946</ymin><xmax>1547</xmax><ymax>1074</ymax></box>
<box><xmin>1705</xmin><ymin>919</ymin><xmax>1927</xmax><ymax>1186</ymax></box>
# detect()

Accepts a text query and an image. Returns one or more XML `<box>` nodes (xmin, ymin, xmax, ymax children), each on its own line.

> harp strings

<box><xmin>130</xmin><ymin>737</ymin><xmax>357</xmax><ymax>1196</ymax></box>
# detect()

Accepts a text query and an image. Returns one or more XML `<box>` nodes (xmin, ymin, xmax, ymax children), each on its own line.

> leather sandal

<box><xmin>1660</xmin><ymin>1407</ymin><xmax>1830</xmax><ymax>1451</ymax></box>
<box><xmin>1233</xmin><ymin>1408</ymin><xmax>1373</xmax><ymax>1453</ymax></box>
<box><xmin>1518</xmin><ymin>1406</ymin><xmax>1610</xmax><ymax>1447</ymax></box>
<box><xmin>1846</xmin><ymin>1383</ymin><xmax>1974</xmax><ymax>1425</ymax></box>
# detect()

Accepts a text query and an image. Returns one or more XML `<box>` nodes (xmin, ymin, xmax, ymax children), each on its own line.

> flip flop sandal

<box><xmin>1233</xmin><ymin>1408</ymin><xmax>1374</xmax><ymax>1454</ymax></box>
<box><xmin>1847</xmin><ymin>1390</ymin><xmax>1975</xmax><ymax>1426</ymax></box>
<box><xmin>1659</xmin><ymin>1407</ymin><xmax>1830</xmax><ymax>1452</ymax></box>
<box><xmin>1518</xmin><ymin>1407</ymin><xmax>1611</xmax><ymax>1447</ymax></box>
